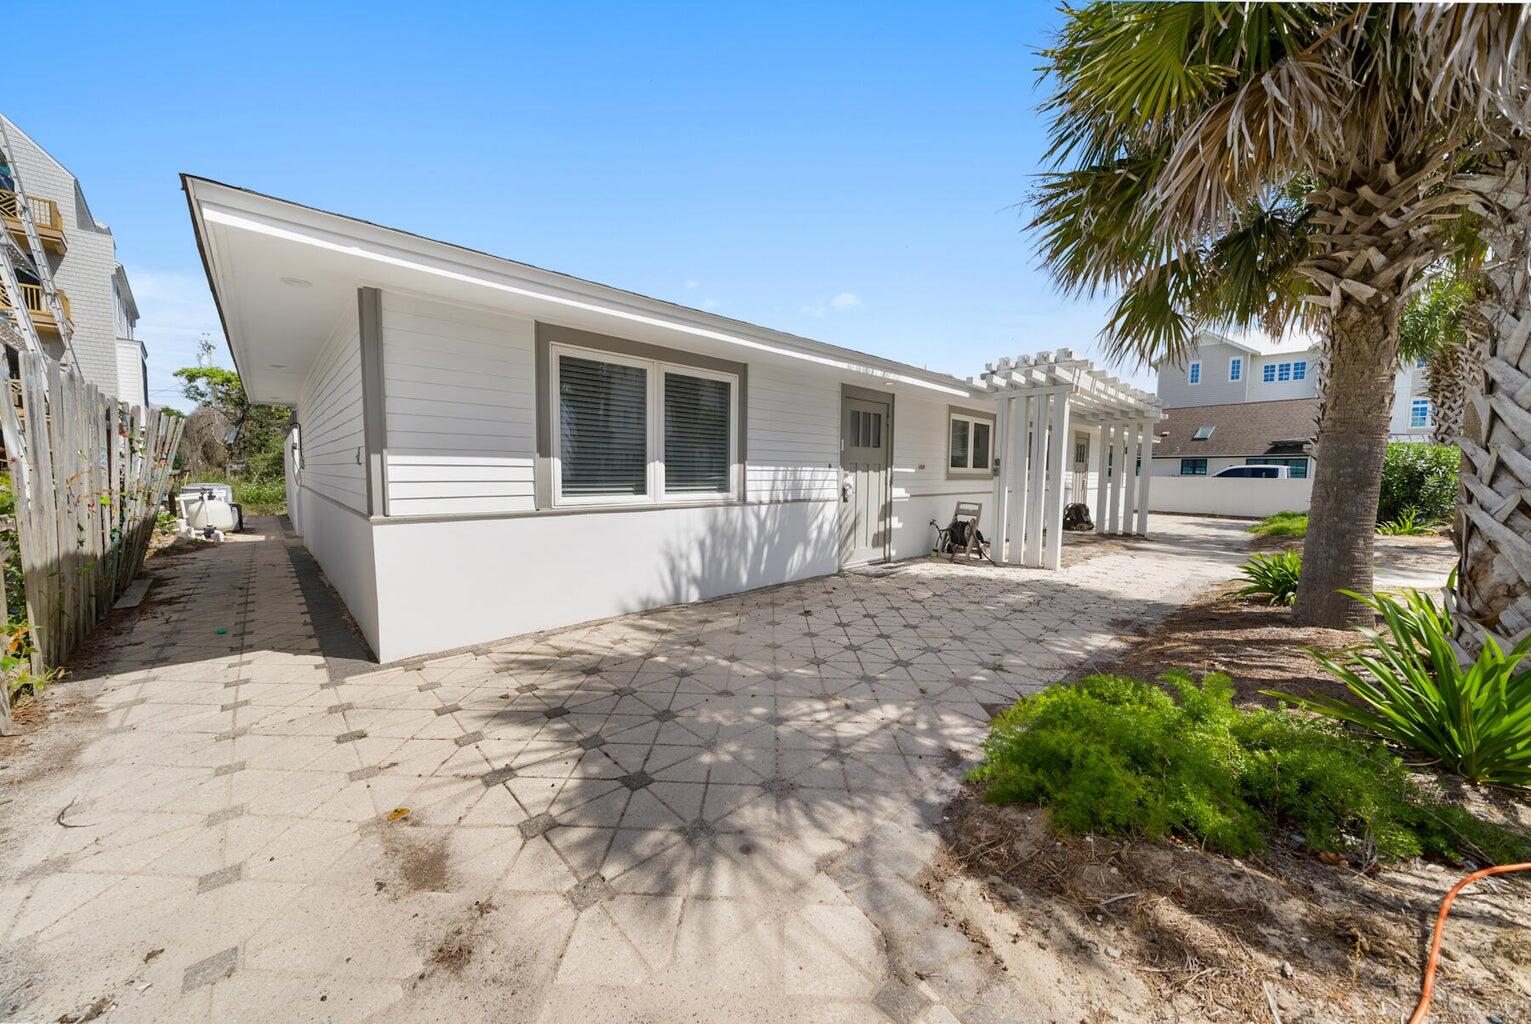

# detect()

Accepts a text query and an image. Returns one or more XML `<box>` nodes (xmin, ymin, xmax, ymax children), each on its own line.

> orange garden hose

<box><xmin>1406</xmin><ymin>862</ymin><xmax>1531</xmax><ymax>1024</ymax></box>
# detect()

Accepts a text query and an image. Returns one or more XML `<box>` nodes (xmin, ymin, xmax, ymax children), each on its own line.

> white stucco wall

<box><xmin>368</xmin><ymin>499</ymin><xmax>839</xmax><ymax>661</ymax></box>
<box><xmin>1150</xmin><ymin>474</ymin><xmax>1313</xmax><ymax>517</ymax></box>
<box><xmin>297</xmin><ymin>487</ymin><xmax>380</xmax><ymax>652</ymax></box>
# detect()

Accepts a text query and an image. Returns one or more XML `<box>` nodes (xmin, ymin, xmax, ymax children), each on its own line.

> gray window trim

<box><xmin>534</xmin><ymin>322</ymin><xmax>747</xmax><ymax>509</ymax></box>
<box><xmin>357</xmin><ymin>287</ymin><xmax>388</xmax><ymax>516</ymax></box>
<box><xmin>945</xmin><ymin>404</ymin><xmax>997</xmax><ymax>480</ymax></box>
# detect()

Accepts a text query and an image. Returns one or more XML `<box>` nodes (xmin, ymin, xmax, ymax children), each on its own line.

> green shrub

<box><xmin>1249</xmin><ymin>511</ymin><xmax>1308</xmax><ymax>538</ymax></box>
<box><xmin>1237</xmin><ymin>551</ymin><xmax>1302</xmax><ymax>606</ymax></box>
<box><xmin>231</xmin><ymin>478</ymin><xmax>286</xmax><ymax>516</ymax></box>
<box><xmin>1378</xmin><ymin>442</ymin><xmax>1459</xmax><ymax>525</ymax></box>
<box><xmin>1376</xmin><ymin>508</ymin><xmax>1432</xmax><ymax>536</ymax></box>
<box><xmin>1270</xmin><ymin>588</ymin><xmax>1531</xmax><ymax>787</ymax></box>
<box><xmin>972</xmin><ymin>672</ymin><xmax>1530</xmax><ymax>863</ymax></box>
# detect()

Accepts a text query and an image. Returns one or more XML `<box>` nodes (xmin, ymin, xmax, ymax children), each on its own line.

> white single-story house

<box><xmin>184</xmin><ymin>178</ymin><xmax>1160</xmax><ymax>661</ymax></box>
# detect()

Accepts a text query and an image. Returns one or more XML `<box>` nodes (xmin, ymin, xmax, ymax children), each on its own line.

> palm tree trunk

<box><xmin>1294</xmin><ymin>303</ymin><xmax>1401</xmax><ymax>627</ymax></box>
<box><xmin>1425</xmin><ymin>338</ymin><xmax>1480</xmax><ymax>445</ymax></box>
<box><xmin>1454</xmin><ymin>159</ymin><xmax>1531</xmax><ymax>651</ymax></box>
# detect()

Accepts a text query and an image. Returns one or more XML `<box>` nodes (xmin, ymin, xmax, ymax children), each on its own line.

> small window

<box><xmin>1229</xmin><ymin>357</ymin><xmax>1242</xmax><ymax>382</ymax></box>
<box><xmin>1180</xmin><ymin>458</ymin><xmax>1208</xmax><ymax>476</ymax></box>
<box><xmin>1277</xmin><ymin>362</ymin><xmax>1293</xmax><ymax>382</ymax></box>
<box><xmin>1415</xmin><ymin>356</ymin><xmax>1428</xmax><ymax>369</ymax></box>
<box><xmin>1410</xmin><ymin>399</ymin><xmax>1432</xmax><ymax>428</ymax></box>
<box><xmin>972</xmin><ymin>421</ymin><xmax>991</xmax><ymax>470</ymax></box>
<box><xmin>1188</xmin><ymin>361</ymin><xmax>1201</xmax><ymax>385</ymax></box>
<box><xmin>1292</xmin><ymin>360</ymin><xmax>1307</xmax><ymax>381</ymax></box>
<box><xmin>558</xmin><ymin>354</ymin><xmax>649</xmax><ymax>498</ymax></box>
<box><xmin>1262</xmin><ymin>364</ymin><xmax>1276</xmax><ymax>383</ymax></box>
<box><xmin>1192</xmin><ymin>425</ymin><xmax>1215</xmax><ymax>440</ymax></box>
<box><xmin>1248</xmin><ymin>457</ymin><xmax>1308</xmax><ymax>479</ymax></box>
<box><xmin>664</xmin><ymin>371</ymin><xmax>732</xmax><ymax>494</ymax></box>
<box><xmin>948</xmin><ymin>411</ymin><xmax>994</xmax><ymax>475</ymax></box>
<box><xmin>949</xmin><ymin>417</ymin><xmax>970</xmax><ymax>468</ymax></box>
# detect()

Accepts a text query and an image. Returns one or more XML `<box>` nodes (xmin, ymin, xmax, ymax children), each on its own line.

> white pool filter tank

<box><xmin>176</xmin><ymin>484</ymin><xmax>244</xmax><ymax>536</ymax></box>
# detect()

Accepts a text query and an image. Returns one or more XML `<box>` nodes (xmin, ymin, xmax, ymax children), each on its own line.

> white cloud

<box><xmin>683</xmin><ymin>279</ymin><xmax>699</xmax><ymax>289</ymax></box>
<box><xmin>801</xmin><ymin>291</ymin><xmax>863</xmax><ymax>318</ymax></box>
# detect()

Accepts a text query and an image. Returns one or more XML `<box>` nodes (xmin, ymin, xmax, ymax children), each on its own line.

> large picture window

<box><xmin>550</xmin><ymin>343</ymin><xmax>738</xmax><ymax>505</ymax></box>
<box><xmin>948</xmin><ymin>410</ymin><xmax>994</xmax><ymax>477</ymax></box>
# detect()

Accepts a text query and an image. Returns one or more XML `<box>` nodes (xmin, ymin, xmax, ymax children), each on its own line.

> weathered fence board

<box><xmin>0</xmin><ymin>349</ymin><xmax>184</xmax><ymax>670</ymax></box>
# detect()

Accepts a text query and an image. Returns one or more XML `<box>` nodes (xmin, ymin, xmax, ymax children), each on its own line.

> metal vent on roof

<box><xmin>1192</xmin><ymin>426</ymin><xmax>1215</xmax><ymax>440</ymax></box>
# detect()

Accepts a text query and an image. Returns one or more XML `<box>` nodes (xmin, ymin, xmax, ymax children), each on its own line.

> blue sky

<box><xmin>11</xmin><ymin>0</ymin><xmax>1146</xmax><ymax>410</ymax></box>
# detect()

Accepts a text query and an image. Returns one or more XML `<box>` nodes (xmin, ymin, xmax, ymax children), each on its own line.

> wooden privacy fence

<box><xmin>0</xmin><ymin>349</ymin><xmax>184</xmax><ymax>670</ymax></box>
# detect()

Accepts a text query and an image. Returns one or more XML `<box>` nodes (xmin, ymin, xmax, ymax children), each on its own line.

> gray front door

<box><xmin>840</xmin><ymin>396</ymin><xmax>891</xmax><ymax>566</ymax></box>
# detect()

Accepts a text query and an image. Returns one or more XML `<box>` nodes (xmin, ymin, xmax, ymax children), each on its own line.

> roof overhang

<box><xmin>182</xmin><ymin>176</ymin><xmax>977</xmax><ymax>405</ymax></box>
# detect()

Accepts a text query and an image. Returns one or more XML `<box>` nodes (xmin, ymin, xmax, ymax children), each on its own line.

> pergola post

<box><xmin>1023</xmin><ymin>394</ymin><xmax>1049</xmax><ymax>566</ymax></box>
<box><xmin>1042</xmin><ymin>390</ymin><xmax>1072</xmax><ymax>570</ymax></box>
<box><xmin>1135</xmin><ymin>420</ymin><xmax>1153</xmax><ymax>535</ymax></box>
<box><xmin>1005</xmin><ymin>394</ymin><xmax>1029</xmax><ymax>564</ymax></box>
<box><xmin>990</xmin><ymin>396</ymin><xmax>1009</xmax><ymax>558</ymax></box>
<box><xmin>1120</xmin><ymin>421</ymin><xmax>1140</xmax><ymax>533</ymax></box>
<box><xmin>1094</xmin><ymin>423</ymin><xmax>1112</xmax><ymax>535</ymax></box>
<box><xmin>1107</xmin><ymin>422</ymin><xmax>1126</xmax><ymax>533</ymax></box>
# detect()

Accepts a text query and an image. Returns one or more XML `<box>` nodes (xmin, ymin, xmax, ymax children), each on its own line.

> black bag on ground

<box><xmin>1063</xmin><ymin>502</ymin><xmax>1093</xmax><ymax>531</ymax></box>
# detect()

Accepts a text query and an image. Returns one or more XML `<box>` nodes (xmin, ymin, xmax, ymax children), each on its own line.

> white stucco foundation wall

<box><xmin>1149</xmin><ymin>475</ymin><xmax>1313</xmax><ymax>518</ymax></box>
<box><xmin>297</xmin><ymin>487</ymin><xmax>381</xmax><ymax>654</ymax></box>
<box><xmin>367</xmin><ymin>498</ymin><xmax>839</xmax><ymax>662</ymax></box>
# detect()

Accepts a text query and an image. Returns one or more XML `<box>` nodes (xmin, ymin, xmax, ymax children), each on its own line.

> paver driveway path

<box><xmin>0</xmin><ymin>515</ymin><xmax>1249</xmax><ymax>1023</ymax></box>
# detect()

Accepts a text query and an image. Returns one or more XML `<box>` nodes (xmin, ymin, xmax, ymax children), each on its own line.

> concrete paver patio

<box><xmin>0</xmin><ymin>515</ymin><xmax>1252</xmax><ymax>1023</ymax></box>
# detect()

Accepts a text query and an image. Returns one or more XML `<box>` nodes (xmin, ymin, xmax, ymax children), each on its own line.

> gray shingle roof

<box><xmin>1155</xmin><ymin>398</ymin><xmax>1318</xmax><ymax>459</ymax></box>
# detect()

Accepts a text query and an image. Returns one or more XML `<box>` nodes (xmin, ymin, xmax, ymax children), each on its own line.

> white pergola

<box><xmin>971</xmin><ymin>349</ymin><xmax>1164</xmax><ymax>570</ymax></box>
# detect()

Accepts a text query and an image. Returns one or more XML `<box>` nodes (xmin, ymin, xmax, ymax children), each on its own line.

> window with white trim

<box><xmin>1262</xmin><ymin>363</ymin><xmax>1276</xmax><ymax>383</ymax></box>
<box><xmin>550</xmin><ymin>343</ymin><xmax>738</xmax><ymax>505</ymax></box>
<box><xmin>1292</xmin><ymin>360</ymin><xmax>1307</xmax><ymax>381</ymax></box>
<box><xmin>948</xmin><ymin>411</ymin><xmax>994</xmax><ymax>475</ymax></box>
<box><xmin>1188</xmin><ymin>361</ymin><xmax>1201</xmax><ymax>385</ymax></box>
<box><xmin>1410</xmin><ymin>398</ymin><xmax>1432</xmax><ymax>429</ymax></box>
<box><xmin>1228</xmin><ymin>357</ymin><xmax>1242</xmax><ymax>381</ymax></box>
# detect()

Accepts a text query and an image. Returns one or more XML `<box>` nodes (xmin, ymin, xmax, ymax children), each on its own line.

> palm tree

<box><xmin>1448</xmin><ymin>155</ymin><xmax>1531</xmax><ymax>650</ymax></box>
<box><xmin>1398</xmin><ymin>270</ymin><xmax>1480</xmax><ymax>446</ymax></box>
<box><xmin>1030</xmin><ymin>3</ymin><xmax>1530</xmax><ymax>627</ymax></box>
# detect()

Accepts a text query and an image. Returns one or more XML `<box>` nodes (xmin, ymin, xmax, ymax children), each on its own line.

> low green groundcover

<box><xmin>971</xmin><ymin>673</ymin><xmax>1528</xmax><ymax>865</ymax></box>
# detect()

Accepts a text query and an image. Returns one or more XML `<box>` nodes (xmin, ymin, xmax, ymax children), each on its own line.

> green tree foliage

<box><xmin>1378</xmin><ymin>442</ymin><xmax>1460</xmax><ymax>525</ymax></box>
<box><xmin>173</xmin><ymin>360</ymin><xmax>289</xmax><ymax>483</ymax></box>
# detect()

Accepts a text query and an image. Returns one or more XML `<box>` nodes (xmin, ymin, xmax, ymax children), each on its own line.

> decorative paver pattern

<box><xmin>0</xmin><ymin>515</ymin><xmax>1249</xmax><ymax>1023</ymax></box>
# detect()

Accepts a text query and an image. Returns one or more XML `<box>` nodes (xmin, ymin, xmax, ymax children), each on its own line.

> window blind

<box><xmin>664</xmin><ymin>373</ymin><xmax>731</xmax><ymax>493</ymax></box>
<box><xmin>558</xmin><ymin>355</ymin><xmax>648</xmax><ymax>496</ymax></box>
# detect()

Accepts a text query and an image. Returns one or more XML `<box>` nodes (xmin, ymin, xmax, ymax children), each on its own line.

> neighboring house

<box><xmin>1151</xmin><ymin>399</ymin><xmax>1318</xmax><ymax>479</ymax></box>
<box><xmin>186</xmin><ymin>178</ymin><xmax>1029</xmax><ymax>662</ymax></box>
<box><xmin>0</xmin><ymin>114</ymin><xmax>147</xmax><ymax>405</ymax></box>
<box><xmin>1157</xmin><ymin>329</ymin><xmax>1432</xmax><ymax>440</ymax></box>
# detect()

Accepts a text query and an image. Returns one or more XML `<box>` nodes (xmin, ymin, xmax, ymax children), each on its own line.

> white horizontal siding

<box><xmin>298</xmin><ymin>324</ymin><xmax>367</xmax><ymax>512</ymax></box>
<box><xmin>381</xmin><ymin>293</ymin><xmax>537</xmax><ymax>516</ymax></box>
<box><xmin>893</xmin><ymin>392</ymin><xmax>994</xmax><ymax>500</ymax></box>
<box><xmin>747</xmin><ymin>366</ymin><xmax>839</xmax><ymax>502</ymax></box>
